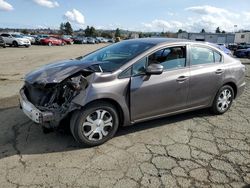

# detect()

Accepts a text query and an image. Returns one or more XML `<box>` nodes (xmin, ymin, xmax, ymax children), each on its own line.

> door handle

<box><xmin>176</xmin><ymin>76</ymin><xmax>188</xmax><ymax>82</ymax></box>
<box><xmin>215</xmin><ymin>69</ymin><xmax>224</xmax><ymax>74</ymax></box>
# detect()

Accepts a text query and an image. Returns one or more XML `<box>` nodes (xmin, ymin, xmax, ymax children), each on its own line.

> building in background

<box><xmin>235</xmin><ymin>32</ymin><xmax>250</xmax><ymax>44</ymax></box>
<box><xmin>178</xmin><ymin>32</ymin><xmax>235</xmax><ymax>44</ymax></box>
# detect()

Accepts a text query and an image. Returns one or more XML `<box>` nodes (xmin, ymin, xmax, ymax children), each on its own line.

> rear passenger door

<box><xmin>187</xmin><ymin>45</ymin><xmax>224</xmax><ymax>108</ymax></box>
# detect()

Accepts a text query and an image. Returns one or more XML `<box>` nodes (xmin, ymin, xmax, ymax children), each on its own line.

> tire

<box><xmin>70</xmin><ymin>102</ymin><xmax>119</xmax><ymax>147</ymax></box>
<box><xmin>48</xmin><ymin>42</ymin><xmax>52</xmax><ymax>46</ymax></box>
<box><xmin>13</xmin><ymin>41</ymin><xmax>18</xmax><ymax>47</ymax></box>
<box><xmin>25</xmin><ymin>45</ymin><xmax>30</xmax><ymax>48</ymax></box>
<box><xmin>211</xmin><ymin>85</ymin><xmax>234</xmax><ymax>115</ymax></box>
<box><xmin>61</xmin><ymin>42</ymin><xmax>65</xmax><ymax>46</ymax></box>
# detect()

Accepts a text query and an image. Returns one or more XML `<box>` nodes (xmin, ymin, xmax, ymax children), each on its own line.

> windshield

<box><xmin>12</xmin><ymin>34</ymin><xmax>23</xmax><ymax>38</ymax></box>
<box><xmin>80</xmin><ymin>40</ymin><xmax>155</xmax><ymax>72</ymax></box>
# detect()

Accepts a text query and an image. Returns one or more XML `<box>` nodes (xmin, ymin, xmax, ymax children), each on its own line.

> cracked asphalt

<box><xmin>0</xmin><ymin>58</ymin><xmax>250</xmax><ymax>187</ymax></box>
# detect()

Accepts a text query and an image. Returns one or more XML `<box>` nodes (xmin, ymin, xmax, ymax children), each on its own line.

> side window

<box><xmin>132</xmin><ymin>57</ymin><xmax>147</xmax><ymax>76</ymax></box>
<box><xmin>214</xmin><ymin>51</ymin><xmax>222</xmax><ymax>62</ymax></box>
<box><xmin>190</xmin><ymin>46</ymin><xmax>214</xmax><ymax>65</ymax></box>
<box><xmin>148</xmin><ymin>46</ymin><xmax>186</xmax><ymax>70</ymax></box>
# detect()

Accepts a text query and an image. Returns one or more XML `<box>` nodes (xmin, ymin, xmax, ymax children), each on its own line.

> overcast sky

<box><xmin>0</xmin><ymin>0</ymin><xmax>250</xmax><ymax>32</ymax></box>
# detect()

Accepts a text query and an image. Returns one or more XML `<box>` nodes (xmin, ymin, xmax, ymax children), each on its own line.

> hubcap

<box><xmin>82</xmin><ymin>110</ymin><xmax>113</xmax><ymax>141</ymax></box>
<box><xmin>217</xmin><ymin>89</ymin><xmax>232</xmax><ymax>112</ymax></box>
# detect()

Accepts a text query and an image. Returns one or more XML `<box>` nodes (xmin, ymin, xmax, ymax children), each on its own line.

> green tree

<box><xmin>222</xmin><ymin>30</ymin><xmax>226</xmax><ymax>33</ymax></box>
<box><xmin>139</xmin><ymin>32</ymin><xmax>144</xmax><ymax>38</ymax></box>
<box><xmin>115</xmin><ymin>28</ymin><xmax>121</xmax><ymax>38</ymax></box>
<box><xmin>60</xmin><ymin>23</ymin><xmax>65</xmax><ymax>34</ymax></box>
<box><xmin>177</xmin><ymin>29</ymin><xmax>183</xmax><ymax>33</ymax></box>
<box><xmin>101</xmin><ymin>31</ymin><xmax>113</xmax><ymax>38</ymax></box>
<box><xmin>201</xmin><ymin>28</ymin><xmax>206</xmax><ymax>33</ymax></box>
<box><xmin>64</xmin><ymin>22</ymin><xmax>73</xmax><ymax>35</ymax></box>
<box><xmin>89</xmin><ymin>26</ymin><xmax>96</xmax><ymax>37</ymax></box>
<box><xmin>215</xmin><ymin>27</ymin><xmax>221</xmax><ymax>33</ymax></box>
<box><xmin>21</xmin><ymin>29</ymin><xmax>29</xmax><ymax>34</ymax></box>
<box><xmin>85</xmin><ymin>26</ymin><xmax>90</xmax><ymax>37</ymax></box>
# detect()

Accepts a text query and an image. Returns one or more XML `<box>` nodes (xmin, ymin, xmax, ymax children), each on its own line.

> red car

<box><xmin>40</xmin><ymin>37</ymin><xmax>64</xmax><ymax>46</ymax></box>
<box><xmin>57</xmin><ymin>35</ymin><xmax>74</xmax><ymax>45</ymax></box>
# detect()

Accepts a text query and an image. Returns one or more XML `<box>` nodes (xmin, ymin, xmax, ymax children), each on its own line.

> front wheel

<box><xmin>13</xmin><ymin>41</ymin><xmax>18</xmax><ymax>47</ymax></box>
<box><xmin>70</xmin><ymin>102</ymin><xmax>119</xmax><ymax>147</ymax></box>
<box><xmin>211</xmin><ymin>85</ymin><xmax>234</xmax><ymax>115</ymax></box>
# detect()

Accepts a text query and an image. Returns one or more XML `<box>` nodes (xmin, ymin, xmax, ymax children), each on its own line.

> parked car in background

<box><xmin>22</xmin><ymin>35</ymin><xmax>36</xmax><ymax>44</ymax></box>
<box><xmin>1</xmin><ymin>33</ymin><xmax>31</xmax><ymax>47</ymax></box>
<box><xmin>227</xmin><ymin>43</ymin><xmax>238</xmax><ymax>51</ymax></box>
<box><xmin>96</xmin><ymin>37</ymin><xmax>109</xmax><ymax>43</ymax></box>
<box><xmin>108</xmin><ymin>38</ymin><xmax>115</xmax><ymax>43</ymax></box>
<box><xmin>35</xmin><ymin>34</ymin><xmax>49</xmax><ymax>44</ymax></box>
<box><xmin>235</xmin><ymin>48</ymin><xmax>250</xmax><ymax>58</ymax></box>
<box><xmin>237</xmin><ymin>43</ymin><xmax>250</xmax><ymax>50</ymax></box>
<box><xmin>57</xmin><ymin>35</ymin><xmax>74</xmax><ymax>45</ymax></box>
<box><xmin>40</xmin><ymin>37</ymin><xmax>64</xmax><ymax>46</ymax></box>
<box><xmin>87</xmin><ymin>37</ymin><xmax>96</xmax><ymax>44</ymax></box>
<box><xmin>0</xmin><ymin>36</ymin><xmax>6</xmax><ymax>48</ymax></box>
<box><xmin>73</xmin><ymin>36</ymin><xmax>87</xmax><ymax>44</ymax></box>
<box><xmin>20</xmin><ymin>38</ymin><xmax>245</xmax><ymax>146</ymax></box>
<box><xmin>214</xmin><ymin>44</ymin><xmax>233</xmax><ymax>56</ymax></box>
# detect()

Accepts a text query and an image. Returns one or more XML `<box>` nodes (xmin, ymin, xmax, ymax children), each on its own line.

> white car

<box><xmin>22</xmin><ymin>35</ymin><xmax>36</xmax><ymax>44</ymax></box>
<box><xmin>0</xmin><ymin>33</ymin><xmax>31</xmax><ymax>47</ymax></box>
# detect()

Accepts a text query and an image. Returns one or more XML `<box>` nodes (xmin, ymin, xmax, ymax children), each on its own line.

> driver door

<box><xmin>130</xmin><ymin>46</ymin><xmax>189</xmax><ymax>122</ymax></box>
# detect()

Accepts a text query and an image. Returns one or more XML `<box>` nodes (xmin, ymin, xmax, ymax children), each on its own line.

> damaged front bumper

<box><xmin>19</xmin><ymin>88</ymin><xmax>54</xmax><ymax>124</ymax></box>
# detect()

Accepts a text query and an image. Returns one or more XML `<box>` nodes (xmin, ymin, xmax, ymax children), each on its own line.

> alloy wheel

<box><xmin>82</xmin><ymin>109</ymin><xmax>113</xmax><ymax>141</ymax></box>
<box><xmin>216</xmin><ymin>89</ymin><xmax>232</xmax><ymax>112</ymax></box>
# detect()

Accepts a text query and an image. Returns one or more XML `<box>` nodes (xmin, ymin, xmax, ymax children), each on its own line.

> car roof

<box><xmin>128</xmin><ymin>38</ymin><xmax>189</xmax><ymax>45</ymax></box>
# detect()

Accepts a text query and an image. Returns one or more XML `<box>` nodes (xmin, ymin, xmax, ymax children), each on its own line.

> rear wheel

<box><xmin>211</xmin><ymin>85</ymin><xmax>234</xmax><ymax>114</ymax></box>
<box><xmin>48</xmin><ymin>42</ymin><xmax>52</xmax><ymax>46</ymax></box>
<box><xmin>70</xmin><ymin>102</ymin><xmax>119</xmax><ymax>147</ymax></box>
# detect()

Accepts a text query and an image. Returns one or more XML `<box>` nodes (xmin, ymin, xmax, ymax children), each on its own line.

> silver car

<box><xmin>20</xmin><ymin>38</ymin><xmax>246</xmax><ymax>146</ymax></box>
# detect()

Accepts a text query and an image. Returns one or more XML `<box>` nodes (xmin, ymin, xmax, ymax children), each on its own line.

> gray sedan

<box><xmin>20</xmin><ymin>38</ymin><xmax>246</xmax><ymax>146</ymax></box>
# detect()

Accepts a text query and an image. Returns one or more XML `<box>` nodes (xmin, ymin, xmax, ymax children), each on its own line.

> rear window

<box><xmin>191</xmin><ymin>46</ymin><xmax>222</xmax><ymax>65</ymax></box>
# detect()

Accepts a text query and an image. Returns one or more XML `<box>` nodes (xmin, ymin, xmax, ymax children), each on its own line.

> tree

<box><xmin>215</xmin><ymin>27</ymin><xmax>221</xmax><ymax>33</ymax></box>
<box><xmin>222</xmin><ymin>30</ymin><xmax>226</xmax><ymax>33</ymax></box>
<box><xmin>177</xmin><ymin>29</ymin><xmax>183</xmax><ymax>33</ymax></box>
<box><xmin>139</xmin><ymin>32</ymin><xmax>144</xmax><ymax>38</ymax></box>
<box><xmin>89</xmin><ymin>26</ymin><xmax>96</xmax><ymax>37</ymax></box>
<box><xmin>60</xmin><ymin>23</ymin><xmax>65</xmax><ymax>34</ymax></box>
<box><xmin>201</xmin><ymin>28</ymin><xmax>206</xmax><ymax>33</ymax></box>
<box><xmin>21</xmin><ymin>29</ymin><xmax>29</xmax><ymax>34</ymax></box>
<box><xmin>101</xmin><ymin>31</ymin><xmax>113</xmax><ymax>38</ymax></box>
<box><xmin>115</xmin><ymin>28</ymin><xmax>121</xmax><ymax>38</ymax></box>
<box><xmin>85</xmin><ymin>26</ymin><xmax>90</xmax><ymax>37</ymax></box>
<box><xmin>64</xmin><ymin>22</ymin><xmax>73</xmax><ymax>35</ymax></box>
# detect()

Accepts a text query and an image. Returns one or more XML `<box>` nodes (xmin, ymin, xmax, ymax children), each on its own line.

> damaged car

<box><xmin>20</xmin><ymin>38</ymin><xmax>246</xmax><ymax>146</ymax></box>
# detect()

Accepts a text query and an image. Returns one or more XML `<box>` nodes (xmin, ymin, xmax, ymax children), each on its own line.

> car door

<box><xmin>187</xmin><ymin>45</ymin><xmax>224</xmax><ymax>108</ymax></box>
<box><xmin>130</xmin><ymin>45</ymin><xmax>189</xmax><ymax>122</ymax></box>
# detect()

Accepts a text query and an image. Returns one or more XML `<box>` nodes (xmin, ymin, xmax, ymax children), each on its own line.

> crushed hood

<box><xmin>25</xmin><ymin>59</ymin><xmax>94</xmax><ymax>85</ymax></box>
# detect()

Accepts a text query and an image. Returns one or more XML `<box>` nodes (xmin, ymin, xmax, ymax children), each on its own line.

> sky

<box><xmin>0</xmin><ymin>0</ymin><xmax>250</xmax><ymax>32</ymax></box>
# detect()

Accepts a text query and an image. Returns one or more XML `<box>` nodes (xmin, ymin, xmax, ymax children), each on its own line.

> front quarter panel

<box><xmin>72</xmin><ymin>73</ymin><xmax>131</xmax><ymax>126</ymax></box>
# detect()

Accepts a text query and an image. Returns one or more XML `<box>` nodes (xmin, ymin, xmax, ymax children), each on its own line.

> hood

<box><xmin>25</xmin><ymin>59</ymin><xmax>95</xmax><ymax>85</ymax></box>
<box><xmin>18</xmin><ymin>38</ymin><xmax>29</xmax><ymax>42</ymax></box>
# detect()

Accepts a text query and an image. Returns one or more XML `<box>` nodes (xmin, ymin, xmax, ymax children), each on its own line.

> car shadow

<box><xmin>0</xmin><ymin>105</ymin><xmax>212</xmax><ymax>160</ymax></box>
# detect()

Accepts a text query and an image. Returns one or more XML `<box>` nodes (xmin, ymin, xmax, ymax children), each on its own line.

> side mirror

<box><xmin>146</xmin><ymin>64</ymin><xmax>164</xmax><ymax>75</ymax></box>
